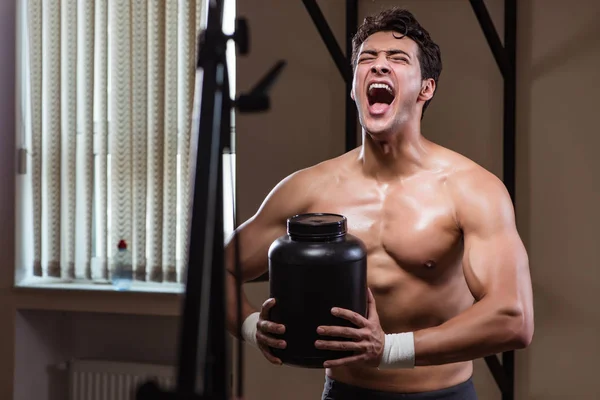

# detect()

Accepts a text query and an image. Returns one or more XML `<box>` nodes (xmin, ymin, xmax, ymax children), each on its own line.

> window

<box><xmin>15</xmin><ymin>0</ymin><xmax>237</xmax><ymax>293</ymax></box>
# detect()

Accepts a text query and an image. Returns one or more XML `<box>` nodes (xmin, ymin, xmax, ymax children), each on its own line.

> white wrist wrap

<box><xmin>378</xmin><ymin>332</ymin><xmax>415</xmax><ymax>369</ymax></box>
<box><xmin>241</xmin><ymin>312</ymin><xmax>260</xmax><ymax>347</ymax></box>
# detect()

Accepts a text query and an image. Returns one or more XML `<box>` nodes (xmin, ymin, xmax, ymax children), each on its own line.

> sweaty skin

<box><xmin>225</xmin><ymin>31</ymin><xmax>533</xmax><ymax>394</ymax></box>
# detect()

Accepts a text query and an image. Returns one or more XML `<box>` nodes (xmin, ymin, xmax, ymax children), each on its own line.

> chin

<box><xmin>363</xmin><ymin>119</ymin><xmax>397</xmax><ymax>139</ymax></box>
<box><xmin>365</xmin><ymin>126</ymin><xmax>392</xmax><ymax>138</ymax></box>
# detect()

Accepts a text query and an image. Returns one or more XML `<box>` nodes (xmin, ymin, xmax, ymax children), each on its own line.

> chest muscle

<box><xmin>307</xmin><ymin>179</ymin><xmax>462</xmax><ymax>275</ymax></box>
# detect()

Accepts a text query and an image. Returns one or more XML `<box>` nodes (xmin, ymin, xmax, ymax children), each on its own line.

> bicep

<box><xmin>457</xmin><ymin>174</ymin><xmax>531</xmax><ymax>305</ymax></box>
<box><xmin>225</xmin><ymin>170</ymin><xmax>315</xmax><ymax>281</ymax></box>
<box><xmin>227</xmin><ymin>214</ymin><xmax>287</xmax><ymax>281</ymax></box>
<box><xmin>462</xmin><ymin>226</ymin><xmax>530</xmax><ymax>303</ymax></box>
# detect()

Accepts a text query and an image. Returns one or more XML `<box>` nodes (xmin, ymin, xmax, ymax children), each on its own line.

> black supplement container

<box><xmin>268</xmin><ymin>213</ymin><xmax>367</xmax><ymax>368</ymax></box>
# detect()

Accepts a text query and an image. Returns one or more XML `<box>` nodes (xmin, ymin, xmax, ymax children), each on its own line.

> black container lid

<box><xmin>287</xmin><ymin>213</ymin><xmax>347</xmax><ymax>239</ymax></box>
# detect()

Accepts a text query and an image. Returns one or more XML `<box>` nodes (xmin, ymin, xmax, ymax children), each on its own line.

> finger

<box><xmin>258</xmin><ymin>343</ymin><xmax>283</xmax><ymax>365</ymax></box>
<box><xmin>331</xmin><ymin>307</ymin><xmax>367</xmax><ymax>327</ymax></box>
<box><xmin>366</xmin><ymin>288</ymin><xmax>379</xmax><ymax>322</ymax></box>
<box><xmin>315</xmin><ymin>339</ymin><xmax>364</xmax><ymax>352</ymax></box>
<box><xmin>323</xmin><ymin>353</ymin><xmax>366</xmax><ymax>368</ymax></box>
<box><xmin>258</xmin><ymin>319</ymin><xmax>286</xmax><ymax>335</ymax></box>
<box><xmin>316</xmin><ymin>325</ymin><xmax>364</xmax><ymax>340</ymax></box>
<box><xmin>260</xmin><ymin>298</ymin><xmax>276</xmax><ymax>319</ymax></box>
<box><xmin>256</xmin><ymin>330</ymin><xmax>287</xmax><ymax>350</ymax></box>
<box><xmin>258</xmin><ymin>298</ymin><xmax>286</xmax><ymax>334</ymax></box>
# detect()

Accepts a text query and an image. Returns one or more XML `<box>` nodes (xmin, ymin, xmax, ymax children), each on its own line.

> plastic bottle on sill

<box><xmin>112</xmin><ymin>239</ymin><xmax>133</xmax><ymax>291</ymax></box>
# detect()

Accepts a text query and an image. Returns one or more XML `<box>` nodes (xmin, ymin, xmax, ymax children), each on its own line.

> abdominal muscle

<box><xmin>327</xmin><ymin>360</ymin><xmax>473</xmax><ymax>394</ymax></box>
<box><xmin>326</xmin><ymin>251</ymin><xmax>475</xmax><ymax>394</ymax></box>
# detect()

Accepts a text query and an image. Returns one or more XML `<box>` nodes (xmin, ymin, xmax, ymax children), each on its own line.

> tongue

<box><xmin>370</xmin><ymin>102</ymin><xmax>390</xmax><ymax>115</ymax></box>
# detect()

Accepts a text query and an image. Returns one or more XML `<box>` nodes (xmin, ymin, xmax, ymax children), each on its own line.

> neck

<box><xmin>358</xmin><ymin>123</ymin><xmax>431</xmax><ymax>181</ymax></box>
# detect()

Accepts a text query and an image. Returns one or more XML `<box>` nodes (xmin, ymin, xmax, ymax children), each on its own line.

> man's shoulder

<box><xmin>286</xmin><ymin>151</ymin><xmax>353</xmax><ymax>183</ymax></box>
<box><xmin>271</xmin><ymin>152</ymin><xmax>350</xmax><ymax>197</ymax></box>
<box><xmin>435</xmin><ymin>146</ymin><xmax>506</xmax><ymax>195</ymax></box>
<box><xmin>438</xmin><ymin>149</ymin><xmax>514</xmax><ymax>227</ymax></box>
<box><xmin>450</xmin><ymin>163</ymin><xmax>503</xmax><ymax>191</ymax></box>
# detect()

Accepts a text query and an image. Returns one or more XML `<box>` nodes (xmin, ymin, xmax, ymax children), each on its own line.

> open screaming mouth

<box><xmin>367</xmin><ymin>83</ymin><xmax>395</xmax><ymax>106</ymax></box>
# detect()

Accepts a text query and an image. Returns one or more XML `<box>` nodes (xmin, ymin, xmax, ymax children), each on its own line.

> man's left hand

<box><xmin>315</xmin><ymin>288</ymin><xmax>385</xmax><ymax>368</ymax></box>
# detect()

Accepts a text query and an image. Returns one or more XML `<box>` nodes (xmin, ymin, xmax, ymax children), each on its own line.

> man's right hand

<box><xmin>256</xmin><ymin>298</ymin><xmax>287</xmax><ymax>365</ymax></box>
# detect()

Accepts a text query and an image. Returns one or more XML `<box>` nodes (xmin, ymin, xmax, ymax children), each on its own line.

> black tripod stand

<box><xmin>136</xmin><ymin>1</ymin><xmax>285</xmax><ymax>398</ymax></box>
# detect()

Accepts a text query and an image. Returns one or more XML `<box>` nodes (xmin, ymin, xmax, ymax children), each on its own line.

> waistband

<box><xmin>322</xmin><ymin>375</ymin><xmax>478</xmax><ymax>399</ymax></box>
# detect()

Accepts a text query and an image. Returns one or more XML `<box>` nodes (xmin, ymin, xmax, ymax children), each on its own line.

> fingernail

<box><xmin>317</xmin><ymin>327</ymin><xmax>324</xmax><ymax>334</ymax></box>
<box><xmin>331</xmin><ymin>307</ymin><xmax>338</xmax><ymax>315</ymax></box>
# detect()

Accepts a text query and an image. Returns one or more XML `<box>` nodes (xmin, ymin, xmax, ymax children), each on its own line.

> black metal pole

<box><xmin>176</xmin><ymin>0</ymin><xmax>229</xmax><ymax>395</ymax></box>
<box><xmin>469</xmin><ymin>0</ymin><xmax>517</xmax><ymax>399</ymax></box>
<box><xmin>301</xmin><ymin>0</ymin><xmax>358</xmax><ymax>152</ymax></box>
<box><xmin>136</xmin><ymin>0</ymin><xmax>230</xmax><ymax>398</ymax></box>
<box><xmin>345</xmin><ymin>0</ymin><xmax>358</xmax><ymax>152</ymax></box>
<box><xmin>202</xmin><ymin>122</ymin><xmax>229</xmax><ymax>396</ymax></box>
<box><xmin>468</xmin><ymin>0</ymin><xmax>509</xmax><ymax>77</ymax></box>
<box><xmin>301</xmin><ymin>0</ymin><xmax>352</xmax><ymax>83</ymax></box>
<box><xmin>502</xmin><ymin>1</ymin><xmax>517</xmax><ymax>399</ymax></box>
<box><xmin>484</xmin><ymin>353</ymin><xmax>510</xmax><ymax>394</ymax></box>
<box><xmin>504</xmin><ymin>0</ymin><xmax>517</xmax><ymax>205</ymax></box>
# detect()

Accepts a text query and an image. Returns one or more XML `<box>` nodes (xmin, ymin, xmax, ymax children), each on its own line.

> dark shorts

<box><xmin>321</xmin><ymin>375</ymin><xmax>478</xmax><ymax>400</ymax></box>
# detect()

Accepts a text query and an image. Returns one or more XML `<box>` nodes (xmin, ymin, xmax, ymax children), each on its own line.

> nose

<box><xmin>371</xmin><ymin>64</ymin><xmax>390</xmax><ymax>75</ymax></box>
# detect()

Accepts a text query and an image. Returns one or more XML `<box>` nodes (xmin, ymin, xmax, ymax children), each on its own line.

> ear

<box><xmin>418</xmin><ymin>78</ymin><xmax>435</xmax><ymax>102</ymax></box>
<box><xmin>350</xmin><ymin>71</ymin><xmax>357</xmax><ymax>101</ymax></box>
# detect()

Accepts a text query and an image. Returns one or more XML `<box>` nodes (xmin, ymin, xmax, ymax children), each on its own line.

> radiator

<box><xmin>68</xmin><ymin>359</ymin><xmax>176</xmax><ymax>400</ymax></box>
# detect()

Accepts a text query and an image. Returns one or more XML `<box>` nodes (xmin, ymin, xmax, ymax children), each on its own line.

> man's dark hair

<box><xmin>351</xmin><ymin>7</ymin><xmax>442</xmax><ymax>116</ymax></box>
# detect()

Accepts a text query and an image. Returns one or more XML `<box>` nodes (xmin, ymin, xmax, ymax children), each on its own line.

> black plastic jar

<box><xmin>268</xmin><ymin>213</ymin><xmax>368</xmax><ymax>368</ymax></box>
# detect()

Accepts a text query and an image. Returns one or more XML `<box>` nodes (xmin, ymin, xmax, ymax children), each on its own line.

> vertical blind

<box><xmin>18</xmin><ymin>0</ymin><xmax>206</xmax><ymax>285</ymax></box>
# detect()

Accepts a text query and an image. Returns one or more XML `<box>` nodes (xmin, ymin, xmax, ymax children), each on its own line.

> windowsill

<box><xmin>15</xmin><ymin>277</ymin><xmax>185</xmax><ymax>294</ymax></box>
<box><xmin>12</xmin><ymin>278</ymin><xmax>184</xmax><ymax>316</ymax></box>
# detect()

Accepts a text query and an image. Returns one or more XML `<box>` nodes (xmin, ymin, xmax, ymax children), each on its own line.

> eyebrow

<box><xmin>360</xmin><ymin>49</ymin><xmax>411</xmax><ymax>58</ymax></box>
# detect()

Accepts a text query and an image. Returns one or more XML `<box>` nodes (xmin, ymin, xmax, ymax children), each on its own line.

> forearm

<box><xmin>223</xmin><ymin>229</ymin><xmax>266</xmax><ymax>340</ymax></box>
<box><xmin>412</xmin><ymin>297</ymin><xmax>532</xmax><ymax>366</ymax></box>
<box><xmin>225</xmin><ymin>270</ymin><xmax>258</xmax><ymax>340</ymax></box>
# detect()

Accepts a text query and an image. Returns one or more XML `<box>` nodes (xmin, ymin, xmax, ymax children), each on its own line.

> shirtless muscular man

<box><xmin>225</xmin><ymin>7</ymin><xmax>534</xmax><ymax>400</ymax></box>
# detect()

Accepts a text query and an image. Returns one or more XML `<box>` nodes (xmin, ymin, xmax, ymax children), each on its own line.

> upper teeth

<box><xmin>369</xmin><ymin>83</ymin><xmax>393</xmax><ymax>94</ymax></box>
